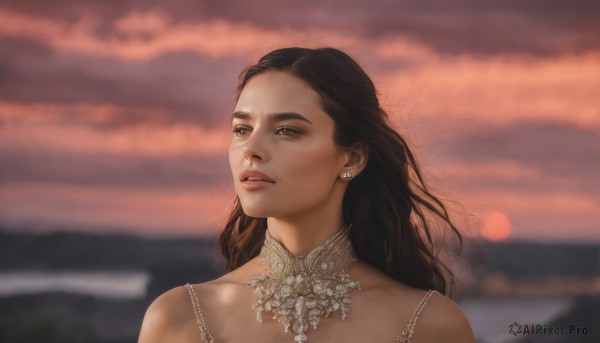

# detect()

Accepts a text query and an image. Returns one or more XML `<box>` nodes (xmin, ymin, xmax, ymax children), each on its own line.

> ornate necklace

<box><xmin>246</xmin><ymin>225</ymin><xmax>361</xmax><ymax>343</ymax></box>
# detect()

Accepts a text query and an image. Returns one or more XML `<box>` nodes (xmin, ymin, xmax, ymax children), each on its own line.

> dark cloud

<box><xmin>1</xmin><ymin>0</ymin><xmax>598</xmax><ymax>56</ymax></box>
<box><xmin>0</xmin><ymin>147</ymin><xmax>231</xmax><ymax>189</ymax></box>
<box><xmin>354</xmin><ymin>0</ymin><xmax>600</xmax><ymax>56</ymax></box>
<box><xmin>0</xmin><ymin>0</ymin><xmax>596</xmax><ymax>131</ymax></box>
<box><xmin>0</xmin><ymin>37</ymin><xmax>243</xmax><ymax>129</ymax></box>
<box><xmin>442</xmin><ymin>121</ymin><xmax>600</xmax><ymax>196</ymax></box>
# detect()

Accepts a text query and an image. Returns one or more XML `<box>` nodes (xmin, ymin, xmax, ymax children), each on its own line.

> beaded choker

<box><xmin>246</xmin><ymin>225</ymin><xmax>361</xmax><ymax>342</ymax></box>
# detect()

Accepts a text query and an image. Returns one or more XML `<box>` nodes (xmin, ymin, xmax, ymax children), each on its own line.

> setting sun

<box><xmin>481</xmin><ymin>211</ymin><xmax>513</xmax><ymax>241</ymax></box>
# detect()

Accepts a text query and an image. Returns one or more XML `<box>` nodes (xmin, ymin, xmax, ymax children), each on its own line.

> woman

<box><xmin>139</xmin><ymin>47</ymin><xmax>476</xmax><ymax>342</ymax></box>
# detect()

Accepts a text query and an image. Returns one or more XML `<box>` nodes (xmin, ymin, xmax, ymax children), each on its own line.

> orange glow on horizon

<box><xmin>0</xmin><ymin>183</ymin><xmax>236</xmax><ymax>236</ymax></box>
<box><xmin>481</xmin><ymin>211</ymin><xmax>513</xmax><ymax>241</ymax></box>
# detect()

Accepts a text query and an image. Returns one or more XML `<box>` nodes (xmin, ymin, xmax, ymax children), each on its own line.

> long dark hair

<box><xmin>218</xmin><ymin>47</ymin><xmax>465</xmax><ymax>297</ymax></box>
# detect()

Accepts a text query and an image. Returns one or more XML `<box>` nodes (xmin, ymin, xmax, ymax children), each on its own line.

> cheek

<box><xmin>283</xmin><ymin>136</ymin><xmax>341</xmax><ymax>183</ymax></box>
<box><xmin>228</xmin><ymin>143</ymin><xmax>242</xmax><ymax>180</ymax></box>
<box><xmin>228</xmin><ymin>145</ymin><xmax>234</xmax><ymax>171</ymax></box>
<box><xmin>229</xmin><ymin>139</ymin><xmax>243</xmax><ymax>161</ymax></box>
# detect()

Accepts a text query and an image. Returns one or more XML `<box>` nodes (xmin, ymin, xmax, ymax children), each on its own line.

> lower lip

<box><xmin>242</xmin><ymin>180</ymin><xmax>274</xmax><ymax>190</ymax></box>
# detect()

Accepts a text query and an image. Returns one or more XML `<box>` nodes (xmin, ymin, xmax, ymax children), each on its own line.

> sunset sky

<box><xmin>0</xmin><ymin>0</ymin><xmax>598</xmax><ymax>242</ymax></box>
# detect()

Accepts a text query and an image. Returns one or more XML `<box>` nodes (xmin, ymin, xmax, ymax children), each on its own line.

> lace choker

<box><xmin>246</xmin><ymin>225</ymin><xmax>361</xmax><ymax>343</ymax></box>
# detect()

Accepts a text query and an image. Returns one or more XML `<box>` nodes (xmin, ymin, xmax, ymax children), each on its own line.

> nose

<box><xmin>242</xmin><ymin>129</ymin><xmax>270</xmax><ymax>162</ymax></box>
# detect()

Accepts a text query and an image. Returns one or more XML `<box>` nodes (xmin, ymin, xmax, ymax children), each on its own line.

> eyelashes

<box><xmin>231</xmin><ymin>126</ymin><xmax>250</xmax><ymax>137</ymax></box>
<box><xmin>274</xmin><ymin>127</ymin><xmax>302</xmax><ymax>136</ymax></box>
<box><xmin>231</xmin><ymin>125</ymin><xmax>302</xmax><ymax>137</ymax></box>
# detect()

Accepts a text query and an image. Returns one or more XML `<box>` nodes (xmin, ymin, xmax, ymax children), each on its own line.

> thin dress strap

<box><xmin>185</xmin><ymin>283</ymin><xmax>216</xmax><ymax>343</ymax></box>
<box><xmin>395</xmin><ymin>290</ymin><xmax>436</xmax><ymax>343</ymax></box>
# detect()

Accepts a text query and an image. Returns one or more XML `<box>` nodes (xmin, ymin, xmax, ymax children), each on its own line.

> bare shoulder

<box><xmin>410</xmin><ymin>291</ymin><xmax>476</xmax><ymax>343</ymax></box>
<box><xmin>345</xmin><ymin>261</ymin><xmax>475</xmax><ymax>342</ymax></box>
<box><xmin>138</xmin><ymin>268</ymin><xmax>258</xmax><ymax>342</ymax></box>
<box><xmin>138</xmin><ymin>285</ymin><xmax>198</xmax><ymax>343</ymax></box>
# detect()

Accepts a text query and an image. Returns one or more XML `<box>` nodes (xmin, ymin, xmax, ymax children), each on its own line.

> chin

<box><xmin>240</xmin><ymin>204</ymin><xmax>270</xmax><ymax>219</ymax></box>
<box><xmin>241</xmin><ymin>202</ymin><xmax>297</xmax><ymax>219</ymax></box>
<box><xmin>242</xmin><ymin>211</ymin><xmax>268</xmax><ymax>219</ymax></box>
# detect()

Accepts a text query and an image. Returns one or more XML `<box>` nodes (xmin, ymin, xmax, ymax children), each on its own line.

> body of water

<box><xmin>0</xmin><ymin>271</ymin><xmax>151</xmax><ymax>299</ymax></box>
<box><xmin>460</xmin><ymin>296</ymin><xmax>574</xmax><ymax>343</ymax></box>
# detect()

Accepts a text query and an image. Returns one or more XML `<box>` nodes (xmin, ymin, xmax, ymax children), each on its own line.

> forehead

<box><xmin>234</xmin><ymin>71</ymin><xmax>325</xmax><ymax>120</ymax></box>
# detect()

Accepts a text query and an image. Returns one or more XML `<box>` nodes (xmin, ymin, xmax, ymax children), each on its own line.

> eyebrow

<box><xmin>231</xmin><ymin>111</ymin><xmax>313</xmax><ymax>125</ymax></box>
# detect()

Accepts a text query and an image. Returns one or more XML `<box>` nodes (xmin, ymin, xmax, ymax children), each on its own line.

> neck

<box><xmin>266</xmin><ymin>207</ymin><xmax>344</xmax><ymax>257</ymax></box>
<box><xmin>249</xmin><ymin>207</ymin><xmax>360</xmax><ymax>343</ymax></box>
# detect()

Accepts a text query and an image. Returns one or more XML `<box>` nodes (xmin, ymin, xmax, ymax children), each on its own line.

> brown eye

<box><xmin>232</xmin><ymin>126</ymin><xmax>250</xmax><ymax>136</ymax></box>
<box><xmin>275</xmin><ymin>126</ymin><xmax>301</xmax><ymax>136</ymax></box>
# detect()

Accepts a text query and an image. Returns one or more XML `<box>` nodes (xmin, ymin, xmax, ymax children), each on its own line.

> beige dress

<box><xmin>185</xmin><ymin>283</ymin><xmax>436</xmax><ymax>343</ymax></box>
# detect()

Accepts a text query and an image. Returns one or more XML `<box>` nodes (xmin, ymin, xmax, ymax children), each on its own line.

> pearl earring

<box><xmin>343</xmin><ymin>172</ymin><xmax>352</xmax><ymax>179</ymax></box>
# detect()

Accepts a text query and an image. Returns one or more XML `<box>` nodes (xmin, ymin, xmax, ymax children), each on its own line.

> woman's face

<box><xmin>229</xmin><ymin>70</ymin><xmax>349</xmax><ymax>219</ymax></box>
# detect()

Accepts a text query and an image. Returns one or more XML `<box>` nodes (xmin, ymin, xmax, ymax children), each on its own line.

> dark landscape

<box><xmin>0</xmin><ymin>228</ymin><xmax>598</xmax><ymax>342</ymax></box>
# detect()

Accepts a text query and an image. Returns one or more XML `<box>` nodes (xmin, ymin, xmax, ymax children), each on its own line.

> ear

<box><xmin>339</xmin><ymin>142</ymin><xmax>369</xmax><ymax>181</ymax></box>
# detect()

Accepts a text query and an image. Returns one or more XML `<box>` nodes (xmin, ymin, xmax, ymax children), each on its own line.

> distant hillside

<box><xmin>0</xmin><ymin>229</ymin><xmax>228</xmax><ymax>343</ymax></box>
<box><xmin>0</xmin><ymin>228</ymin><xmax>226</xmax><ymax>299</ymax></box>
<box><xmin>1</xmin><ymin>229</ymin><xmax>599</xmax><ymax>342</ymax></box>
<box><xmin>2</xmin><ymin>230</ymin><xmax>599</xmax><ymax>282</ymax></box>
<box><xmin>0</xmin><ymin>228</ymin><xmax>221</xmax><ymax>270</ymax></box>
<box><xmin>1</xmin><ymin>293</ymin><xmax>144</xmax><ymax>343</ymax></box>
<box><xmin>464</xmin><ymin>239</ymin><xmax>600</xmax><ymax>279</ymax></box>
<box><xmin>516</xmin><ymin>294</ymin><xmax>600</xmax><ymax>343</ymax></box>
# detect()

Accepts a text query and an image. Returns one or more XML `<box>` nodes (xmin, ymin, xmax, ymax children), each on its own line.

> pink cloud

<box><xmin>430</xmin><ymin>160</ymin><xmax>543</xmax><ymax>184</ymax></box>
<box><xmin>0</xmin><ymin>183</ymin><xmax>236</xmax><ymax>237</ymax></box>
<box><xmin>1</xmin><ymin>4</ymin><xmax>598</xmax><ymax>241</ymax></box>
<box><xmin>0</xmin><ymin>102</ymin><xmax>231</xmax><ymax>155</ymax></box>
<box><xmin>378</xmin><ymin>52</ymin><xmax>600</xmax><ymax>129</ymax></box>
<box><xmin>0</xmin><ymin>9</ymin><xmax>359</xmax><ymax>61</ymax></box>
